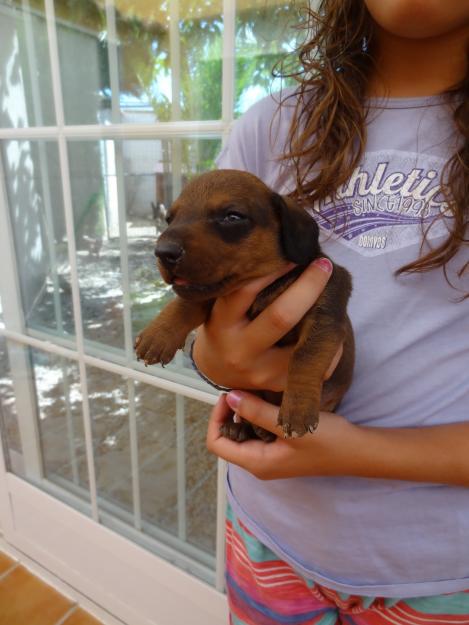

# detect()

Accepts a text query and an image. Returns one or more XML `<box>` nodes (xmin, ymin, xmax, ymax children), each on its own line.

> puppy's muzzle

<box><xmin>154</xmin><ymin>240</ymin><xmax>184</xmax><ymax>268</ymax></box>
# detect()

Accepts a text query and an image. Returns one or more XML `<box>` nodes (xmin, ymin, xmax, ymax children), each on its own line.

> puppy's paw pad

<box><xmin>277</xmin><ymin>403</ymin><xmax>319</xmax><ymax>439</ymax></box>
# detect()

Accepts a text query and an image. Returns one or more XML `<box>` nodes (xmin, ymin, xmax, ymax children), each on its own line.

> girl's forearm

<box><xmin>334</xmin><ymin>420</ymin><xmax>469</xmax><ymax>487</ymax></box>
<box><xmin>207</xmin><ymin>392</ymin><xmax>469</xmax><ymax>484</ymax></box>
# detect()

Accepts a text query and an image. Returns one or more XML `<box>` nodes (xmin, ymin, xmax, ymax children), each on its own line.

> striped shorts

<box><xmin>225</xmin><ymin>504</ymin><xmax>469</xmax><ymax>625</ymax></box>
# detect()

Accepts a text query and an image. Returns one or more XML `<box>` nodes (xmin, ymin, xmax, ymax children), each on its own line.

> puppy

<box><xmin>135</xmin><ymin>169</ymin><xmax>354</xmax><ymax>441</ymax></box>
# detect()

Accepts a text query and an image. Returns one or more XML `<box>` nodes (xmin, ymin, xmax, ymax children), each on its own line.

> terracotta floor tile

<box><xmin>0</xmin><ymin>552</ymin><xmax>16</xmax><ymax>576</ymax></box>
<box><xmin>0</xmin><ymin>565</ymin><xmax>74</xmax><ymax>625</ymax></box>
<box><xmin>62</xmin><ymin>607</ymin><xmax>103</xmax><ymax>625</ymax></box>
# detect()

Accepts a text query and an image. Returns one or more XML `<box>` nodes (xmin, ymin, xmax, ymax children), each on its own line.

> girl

<box><xmin>194</xmin><ymin>1</ymin><xmax>469</xmax><ymax>623</ymax></box>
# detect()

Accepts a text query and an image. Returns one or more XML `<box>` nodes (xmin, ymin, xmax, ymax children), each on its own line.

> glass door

<box><xmin>0</xmin><ymin>0</ymin><xmax>301</xmax><ymax>622</ymax></box>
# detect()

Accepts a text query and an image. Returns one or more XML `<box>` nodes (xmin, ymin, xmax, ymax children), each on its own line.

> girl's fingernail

<box><xmin>313</xmin><ymin>257</ymin><xmax>333</xmax><ymax>274</ymax></box>
<box><xmin>226</xmin><ymin>391</ymin><xmax>243</xmax><ymax>409</ymax></box>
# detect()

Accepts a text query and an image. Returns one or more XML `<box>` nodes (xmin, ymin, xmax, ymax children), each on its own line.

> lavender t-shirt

<box><xmin>216</xmin><ymin>92</ymin><xmax>469</xmax><ymax>597</ymax></box>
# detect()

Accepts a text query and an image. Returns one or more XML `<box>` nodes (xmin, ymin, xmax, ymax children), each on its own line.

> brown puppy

<box><xmin>135</xmin><ymin>169</ymin><xmax>354</xmax><ymax>441</ymax></box>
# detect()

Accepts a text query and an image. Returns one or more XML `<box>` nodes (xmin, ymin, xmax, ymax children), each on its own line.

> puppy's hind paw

<box><xmin>220</xmin><ymin>421</ymin><xmax>254</xmax><ymax>442</ymax></box>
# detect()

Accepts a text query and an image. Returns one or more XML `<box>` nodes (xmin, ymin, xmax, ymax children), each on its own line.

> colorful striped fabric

<box><xmin>226</xmin><ymin>504</ymin><xmax>469</xmax><ymax>625</ymax></box>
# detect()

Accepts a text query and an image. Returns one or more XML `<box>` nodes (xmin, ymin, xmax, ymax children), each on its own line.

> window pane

<box><xmin>136</xmin><ymin>383</ymin><xmax>216</xmax><ymax>567</ymax></box>
<box><xmin>0</xmin><ymin>337</ymin><xmax>22</xmax><ymax>474</ymax></box>
<box><xmin>178</xmin><ymin>0</ymin><xmax>223</xmax><ymax>121</ymax></box>
<box><xmin>0</xmin><ymin>341</ymin><xmax>91</xmax><ymax>507</ymax></box>
<box><xmin>235</xmin><ymin>1</ymin><xmax>301</xmax><ymax>116</ymax></box>
<box><xmin>54</xmin><ymin>0</ymin><xmax>108</xmax><ymax>125</ymax></box>
<box><xmin>67</xmin><ymin>138</ymin><xmax>221</xmax><ymax>357</ymax></box>
<box><xmin>0</xmin><ymin>0</ymin><xmax>55</xmax><ymax>127</ymax></box>
<box><xmin>56</xmin><ymin>0</ymin><xmax>223</xmax><ymax>125</ymax></box>
<box><xmin>68</xmin><ymin>139</ymin><xmax>126</xmax><ymax>351</ymax></box>
<box><xmin>32</xmin><ymin>349</ymin><xmax>89</xmax><ymax>496</ymax></box>
<box><xmin>137</xmin><ymin>383</ymin><xmax>178</xmax><ymax>534</ymax></box>
<box><xmin>185</xmin><ymin>397</ymin><xmax>217</xmax><ymax>555</ymax></box>
<box><xmin>1</xmin><ymin>140</ymin><xmax>75</xmax><ymax>339</ymax></box>
<box><xmin>87</xmin><ymin>366</ymin><xmax>133</xmax><ymax>513</ymax></box>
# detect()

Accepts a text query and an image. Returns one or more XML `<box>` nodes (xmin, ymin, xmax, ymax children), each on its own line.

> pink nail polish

<box><xmin>313</xmin><ymin>257</ymin><xmax>333</xmax><ymax>274</ymax></box>
<box><xmin>227</xmin><ymin>391</ymin><xmax>242</xmax><ymax>409</ymax></box>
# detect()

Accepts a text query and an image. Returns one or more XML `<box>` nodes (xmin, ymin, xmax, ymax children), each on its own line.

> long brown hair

<box><xmin>278</xmin><ymin>0</ymin><xmax>469</xmax><ymax>297</ymax></box>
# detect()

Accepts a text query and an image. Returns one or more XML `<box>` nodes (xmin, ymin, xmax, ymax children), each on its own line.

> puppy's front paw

<box><xmin>277</xmin><ymin>394</ymin><xmax>319</xmax><ymax>438</ymax></box>
<box><xmin>134</xmin><ymin>325</ymin><xmax>181</xmax><ymax>366</ymax></box>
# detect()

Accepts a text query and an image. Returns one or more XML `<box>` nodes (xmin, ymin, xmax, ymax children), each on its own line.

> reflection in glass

<box><xmin>87</xmin><ymin>365</ymin><xmax>133</xmax><ymax>513</ymax></box>
<box><xmin>136</xmin><ymin>382</ymin><xmax>178</xmax><ymax>536</ymax></box>
<box><xmin>2</xmin><ymin>140</ymin><xmax>75</xmax><ymax>339</ymax></box>
<box><xmin>185</xmin><ymin>397</ymin><xmax>217</xmax><ymax>555</ymax></box>
<box><xmin>86</xmin><ymin>370</ymin><xmax>216</xmax><ymax>565</ymax></box>
<box><xmin>55</xmin><ymin>0</ymin><xmax>223</xmax><ymax>125</ymax></box>
<box><xmin>135</xmin><ymin>384</ymin><xmax>217</xmax><ymax>559</ymax></box>
<box><xmin>31</xmin><ymin>348</ymin><xmax>89</xmax><ymax>496</ymax></box>
<box><xmin>67</xmin><ymin>138</ymin><xmax>221</xmax><ymax>355</ymax></box>
<box><xmin>55</xmin><ymin>0</ymin><xmax>107</xmax><ymax>125</ymax></box>
<box><xmin>0</xmin><ymin>0</ymin><xmax>55</xmax><ymax>128</ymax></box>
<box><xmin>235</xmin><ymin>1</ymin><xmax>301</xmax><ymax>116</ymax></box>
<box><xmin>0</xmin><ymin>337</ymin><xmax>22</xmax><ymax>471</ymax></box>
<box><xmin>178</xmin><ymin>0</ymin><xmax>223</xmax><ymax>121</ymax></box>
<box><xmin>68</xmin><ymin>140</ymin><xmax>125</xmax><ymax>351</ymax></box>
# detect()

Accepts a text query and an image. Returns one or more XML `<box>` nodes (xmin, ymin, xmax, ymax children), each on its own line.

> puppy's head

<box><xmin>154</xmin><ymin>169</ymin><xmax>320</xmax><ymax>301</ymax></box>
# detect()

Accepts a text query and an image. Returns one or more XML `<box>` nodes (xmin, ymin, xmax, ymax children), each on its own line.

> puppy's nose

<box><xmin>154</xmin><ymin>240</ymin><xmax>184</xmax><ymax>266</ymax></box>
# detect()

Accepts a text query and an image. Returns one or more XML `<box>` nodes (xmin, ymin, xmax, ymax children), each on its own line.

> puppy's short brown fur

<box><xmin>135</xmin><ymin>169</ymin><xmax>354</xmax><ymax>441</ymax></box>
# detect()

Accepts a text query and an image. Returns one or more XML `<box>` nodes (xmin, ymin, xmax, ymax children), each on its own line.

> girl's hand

<box><xmin>192</xmin><ymin>258</ymin><xmax>334</xmax><ymax>392</ymax></box>
<box><xmin>207</xmin><ymin>393</ymin><xmax>469</xmax><ymax>487</ymax></box>
<box><xmin>206</xmin><ymin>392</ymin><xmax>357</xmax><ymax>480</ymax></box>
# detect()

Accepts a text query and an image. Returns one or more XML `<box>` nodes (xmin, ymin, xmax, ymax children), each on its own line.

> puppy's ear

<box><xmin>271</xmin><ymin>192</ymin><xmax>320</xmax><ymax>264</ymax></box>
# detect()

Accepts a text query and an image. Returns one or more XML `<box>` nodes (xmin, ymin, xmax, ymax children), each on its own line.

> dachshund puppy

<box><xmin>135</xmin><ymin>169</ymin><xmax>354</xmax><ymax>441</ymax></box>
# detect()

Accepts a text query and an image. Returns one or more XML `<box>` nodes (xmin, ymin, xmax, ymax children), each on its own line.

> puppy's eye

<box><xmin>221</xmin><ymin>211</ymin><xmax>248</xmax><ymax>224</ymax></box>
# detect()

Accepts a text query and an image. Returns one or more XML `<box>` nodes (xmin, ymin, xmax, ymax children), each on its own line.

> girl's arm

<box><xmin>206</xmin><ymin>392</ymin><xmax>469</xmax><ymax>487</ymax></box>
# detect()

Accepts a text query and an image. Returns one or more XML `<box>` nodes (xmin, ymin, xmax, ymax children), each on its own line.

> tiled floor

<box><xmin>0</xmin><ymin>551</ymin><xmax>103</xmax><ymax>625</ymax></box>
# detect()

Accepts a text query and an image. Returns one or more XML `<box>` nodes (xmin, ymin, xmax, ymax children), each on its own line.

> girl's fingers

<box><xmin>225</xmin><ymin>391</ymin><xmax>283</xmax><ymax>436</ymax></box>
<box><xmin>243</xmin><ymin>258</ymin><xmax>333</xmax><ymax>351</ymax></box>
<box><xmin>213</xmin><ymin>263</ymin><xmax>296</xmax><ymax>324</ymax></box>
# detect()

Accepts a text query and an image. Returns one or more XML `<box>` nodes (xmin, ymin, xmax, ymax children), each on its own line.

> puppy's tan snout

<box><xmin>154</xmin><ymin>240</ymin><xmax>184</xmax><ymax>268</ymax></box>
